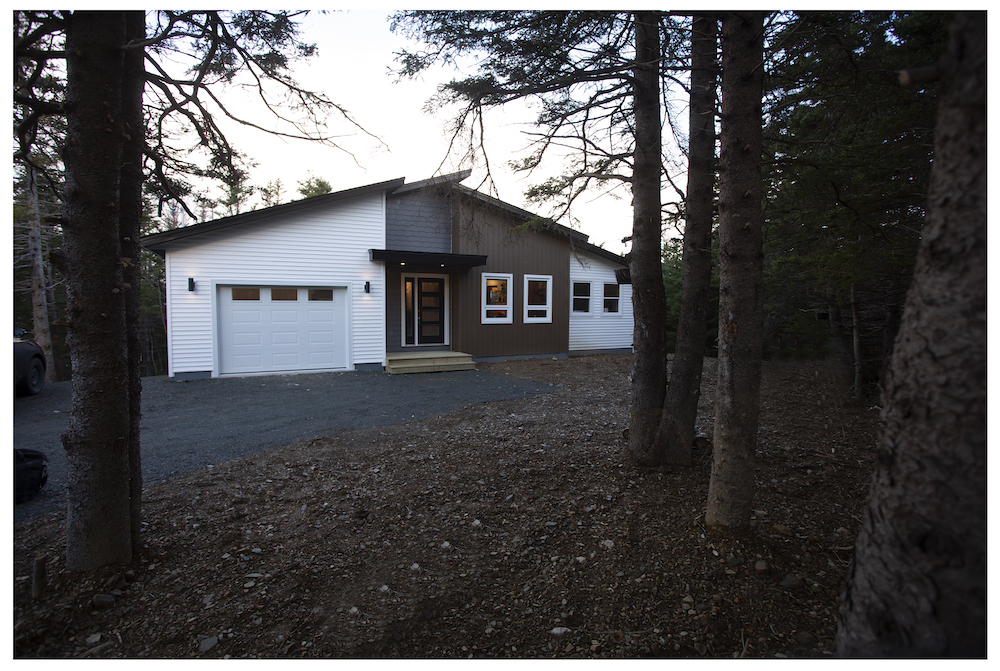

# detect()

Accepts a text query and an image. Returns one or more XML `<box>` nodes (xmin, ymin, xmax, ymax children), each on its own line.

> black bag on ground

<box><xmin>15</xmin><ymin>448</ymin><xmax>48</xmax><ymax>504</ymax></box>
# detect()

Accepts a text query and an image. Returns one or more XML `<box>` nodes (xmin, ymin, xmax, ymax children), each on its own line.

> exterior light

<box><xmin>188</xmin><ymin>278</ymin><xmax>196</xmax><ymax>292</ymax></box>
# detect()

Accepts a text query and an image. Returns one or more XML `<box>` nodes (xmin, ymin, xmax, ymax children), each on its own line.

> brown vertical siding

<box><xmin>451</xmin><ymin>197</ymin><xmax>570</xmax><ymax>358</ymax></box>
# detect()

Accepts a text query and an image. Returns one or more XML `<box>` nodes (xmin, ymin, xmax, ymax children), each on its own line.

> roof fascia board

<box><xmin>391</xmin><ymin>169</ymin><xmax>473</xmax><ymax>195</ymax></box>
<box><xmin>572</xmin><ymin>238</ymin><xmax>628</xmax><ymax>267</ymax></box>
<box><xmin>451</xmin><ymin>183</ymin><xmax>590</xmax><ymax>244</ymax></box>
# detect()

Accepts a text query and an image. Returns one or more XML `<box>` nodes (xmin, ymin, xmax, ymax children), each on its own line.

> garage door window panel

<box><xmin>232</xmin><ymin>287</ymin><xmax>260</xmax><ymax>301</ymax></box>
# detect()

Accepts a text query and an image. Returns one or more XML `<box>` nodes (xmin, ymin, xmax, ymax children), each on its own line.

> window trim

<box><xmin>481</xmin><ymin>272</ymin><xmax>513</xmax><ymax>324</ymax></box>
<box><xmin>572</xmin><ymin>282</ymin><xmax>591</xmax><ymax>313</ymax></box>
<box><xmin>523</xmin><ymin>274</ymin><xmax>553</xmax><ymax>324</ymax></box>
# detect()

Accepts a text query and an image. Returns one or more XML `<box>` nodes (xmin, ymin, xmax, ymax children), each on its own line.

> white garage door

<box><xmin>218</xmin><ymin>286</ymin><xmax>349</xmax><ymax>375</ymax></box>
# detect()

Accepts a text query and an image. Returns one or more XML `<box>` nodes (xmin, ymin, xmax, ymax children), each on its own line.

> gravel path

<box><xmin>13</xmin><ymin>368</ymin><xmax>553</xmax><ymax>526</ymax></box>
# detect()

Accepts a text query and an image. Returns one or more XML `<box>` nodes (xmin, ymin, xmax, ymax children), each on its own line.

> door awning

<box><xmin>369</xmin><ymin>249</ymin><xmax>487</xmax><ymax>267</ymax></box>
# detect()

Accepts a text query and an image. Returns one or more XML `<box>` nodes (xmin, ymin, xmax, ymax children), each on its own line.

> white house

<box><xmin>142</xmin><ymin>172</ymin><xmax>633</xmax><ymax>378</ymax></box>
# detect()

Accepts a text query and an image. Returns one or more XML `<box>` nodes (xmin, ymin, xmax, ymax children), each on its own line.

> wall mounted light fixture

<box><xmin>364</xmin><ymin>281</ymin><xmax>371</xmax><ymax>294</ymax></box>
<box><xmin>188</xmin><ymin>278</ymin><xmax>196</xmax><ymax>292</ymax></box>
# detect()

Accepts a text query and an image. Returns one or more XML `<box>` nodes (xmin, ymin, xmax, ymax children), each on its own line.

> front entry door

<box><xmin>417</xmin><ymin>278</ymin><xmax>445</xmax><ymax>344</ymax></box>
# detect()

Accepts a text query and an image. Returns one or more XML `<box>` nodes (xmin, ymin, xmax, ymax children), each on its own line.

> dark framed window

<box><xmin>232</xmin><ymin>287</ymin><xmax>260</xmax><ymax>301</ymax></box>
<box><xmin>603</xmin><ymin>283</ymin><xmax>620</xmax><ymax>313</ymax></box>
<box><xmin>308</xmin><ymin>289</ymin><xmax>333</xmax><ymax>301</ymax></box>
<box><xmin>572</xmin><ymin>282</ymin><xmax>591</xmax><ymax>313</ymax></box>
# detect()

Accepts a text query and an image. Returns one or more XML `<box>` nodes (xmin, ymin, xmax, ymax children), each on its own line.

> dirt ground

<box><xmin>13</xmin><ymin>353</ymin><xmax>879</xmax><ymax>659</ymax></box>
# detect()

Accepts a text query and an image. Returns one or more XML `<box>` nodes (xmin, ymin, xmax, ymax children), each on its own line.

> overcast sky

<box><xmin>217</xmin><ymin>9</ymin><xmax>643</xmax><ymax>255</ymax></box>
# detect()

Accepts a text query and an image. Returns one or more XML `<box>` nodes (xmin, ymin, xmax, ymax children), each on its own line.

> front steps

<box><xmin>385</xmin><ymin>351</ymin><xmax>476</xmax><ymax>374</ymax></box>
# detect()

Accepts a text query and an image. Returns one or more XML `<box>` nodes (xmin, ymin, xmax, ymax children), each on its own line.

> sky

<box><xmin>212</xmin><ymin>9</ymin><xmax>643</xmax><ymax>256</ymax></box>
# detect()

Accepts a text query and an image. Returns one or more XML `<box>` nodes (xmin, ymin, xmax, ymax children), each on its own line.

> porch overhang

<box><xmin>369</xmin><ymin>249</ymin><xmax>487</xmax><ymax>268</ymax></box>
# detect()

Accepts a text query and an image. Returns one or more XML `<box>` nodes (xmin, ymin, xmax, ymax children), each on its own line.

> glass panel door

<box><xmin>417</xmin><ymin>278</ymin><xmax>445</xmax><ymax>344</ymax></box>
<box><xmin>404</xmin><ymin>278</ymin><xmax>415</xmax><ymax>345</ymax></box>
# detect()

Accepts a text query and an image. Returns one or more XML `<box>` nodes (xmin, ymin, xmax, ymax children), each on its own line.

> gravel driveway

<box><xmin>13</xmin><ymin>368</ymin><xmax>553</xmax><ymax>526</ymax></box>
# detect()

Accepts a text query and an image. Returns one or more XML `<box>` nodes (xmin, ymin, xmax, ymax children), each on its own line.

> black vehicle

<box><xmin>15</xmin><ymin>448</ymin><xmax>48</xmax><ymax>503</ymax></box>
<box><xmin>14</xmin><ymin>327</ymin><xmax>46</xmax><ymax>396</ymax></box>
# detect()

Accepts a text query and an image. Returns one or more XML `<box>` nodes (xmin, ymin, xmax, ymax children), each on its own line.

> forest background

<box><xmin>13</xmin><ymin>10</ymin><xmax>945</xmax><ymax>401</ymax></box>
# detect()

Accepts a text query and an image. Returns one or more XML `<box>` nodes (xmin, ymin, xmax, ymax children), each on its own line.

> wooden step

<box><xmin>385</xmin><ymin>351</ymin><xmax>476</xmax><ymax>374</ymax></box>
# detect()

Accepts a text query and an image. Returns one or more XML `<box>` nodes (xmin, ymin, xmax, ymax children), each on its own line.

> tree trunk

<box><xmin>835</xmin><ymin>12</ymin><xmax>986</xmax><ymax>657</ymax></box>
<box><xmin>654</xmin><ymin>14</ymin><xmax>718</xmax><ymax>466</ymax></box>
<box><xmin>26</xmin><ymin>166</ymin><xmax>57</xmax><ymax>383</ymax></box>
<box><xmin>851</xmin><ymin>282</ymin><xmax>863</xmax><ymax>400</ymax></box>
<box><xmin>626</xmin><ymin>10</ymin><xmax>668</xmax><ymax>467</ymax></box>
<box><xmin>877</xmin><ymin>303</ymin><xmax>900</xmax><ymax>393</ymax></box>
<box><xmin>827</xmin><ymin>296</ymin><xmax>850</xmax><ymax>362</ymax></box>
<box><xmin>705</xmin><ymin>11</ymin><xmax>764</xmax><ymax>529</ymax></box>
<box><xmin>122</xmin><ymin>10</ymin><xmax>146</xmax><ymax>558</ymax></box>
<box><xmin>61</xmin><ymin>10</ymin><xmax>132</xmax><ymax>571</ymax></box>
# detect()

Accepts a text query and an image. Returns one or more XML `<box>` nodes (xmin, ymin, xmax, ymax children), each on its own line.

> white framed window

<box><xmin>603</xmin><ymin>283</ymin><xmax>621</xmax><ymax>314</ymax></box>
<box><xmin>482</xmin><ymin>273</ymin><xmax>513</xmax><ymax>324</ymax></box>
<box><xmin>572</xmin><ymin>282</ymin><xmax>591</xmax><ymax>313</ymax></box>
<box><xmin>523</xmin><ymin>274</ymin><xmax>553</xmax><ymax>323</ymax></box>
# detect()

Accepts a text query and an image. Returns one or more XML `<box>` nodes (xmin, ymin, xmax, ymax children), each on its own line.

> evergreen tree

<box><xmin>835</xmin><ymin>12</ymin><xmax>985</xmax><ymax>655</ymax></box>
<box><xmin>652</xmin><ymin>14</ymin><xmax>718</xmax><ymax>465</ymax></box>
<box><xmin>762</xmin><ymin>11</ymin><xmax>950</xmax><ymax>392</ymax></box>
<box><xmin>705</xmin><ymin>11</ymin><xmax>766</xmax><ymax>529</ymax></box>
<box><xmin>215</xmin><ymin>158</ymin><xmax>256</xmax><ymax>215</ymax></box>
<box><xmin>260</xmin><ymin>178</ymin><xmax>286</xmax><ymax>207</ymax></box>
<box><xmin>297</xmin><ymin>173</ymin><xmax>334</xmax><ymax>198</ymax></box>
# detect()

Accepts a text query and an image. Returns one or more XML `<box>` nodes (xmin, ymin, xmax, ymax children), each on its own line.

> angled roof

<box><xmin>391</xmin><ymin>168</ymin><xmax>473</xmax><ymax>195</ymax></box>
<box><xmin>574</xmin><ymin>237</ymin><xmax>630</xmax><ymax>269</ymax></box>
<box><xmin>448</xmin><ymin>183</ymin><xmax>628</xmax><ymax>268</ymax></box>
<box><xmin>140</xmin><ymin>171</ymin><xmax>628</xmax><ymax>269</ymax></box>
<box><xmin>450</xmin><ymin>183</ymin><xmax>589</xmax><ymax>243</ymax></box>
<box><xmin>141</xmin><ymin>177</ymin><xmax>405</xmax><ymax>255</ymax></box>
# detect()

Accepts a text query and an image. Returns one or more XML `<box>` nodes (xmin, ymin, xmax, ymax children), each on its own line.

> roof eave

<box><xmin>369</xmin><ymin>249</ymin><xmax>487</xmax><ymax>267</ymax></box>
<box><xmin>141</xmin><ymin>177</ymin><xmax>406</xmax><ymax>252</ymax></box>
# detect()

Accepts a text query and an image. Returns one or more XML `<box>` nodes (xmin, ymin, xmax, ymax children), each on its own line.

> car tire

<box><xmin>21</xmin><ymin>357</ymin><xmax>45</xmax><ymax>396</ymax></box>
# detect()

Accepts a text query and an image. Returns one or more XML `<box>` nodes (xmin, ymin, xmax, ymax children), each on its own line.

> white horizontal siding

<box><xmin>163</xmin><ymin>193</ymin><xmax>386</xmax><ymax>376</ymax></box>
<box><xmin>568</xmin><ymin>251</ymin><xmax>633</xmax><ymax>352</ymax></box>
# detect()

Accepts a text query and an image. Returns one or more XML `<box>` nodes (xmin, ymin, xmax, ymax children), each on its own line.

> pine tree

<box><xmin>834</xmin><ymin>12</ymin><xmax>985</xmax><ymax>656</ymax></box>
<box><xmin>652</xmin><ymin>15</ymin><xmax>718</xmax><ymax>465</ymax></box>
<box><xmin>762</xmin><ymin>12</ymin><xmax>950</xmax><ymax>391</ymax></box>
<box><xmin>705</xmin><ymin>11</ymin><xmax>765</xmax><ymax>529</ymax></box>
